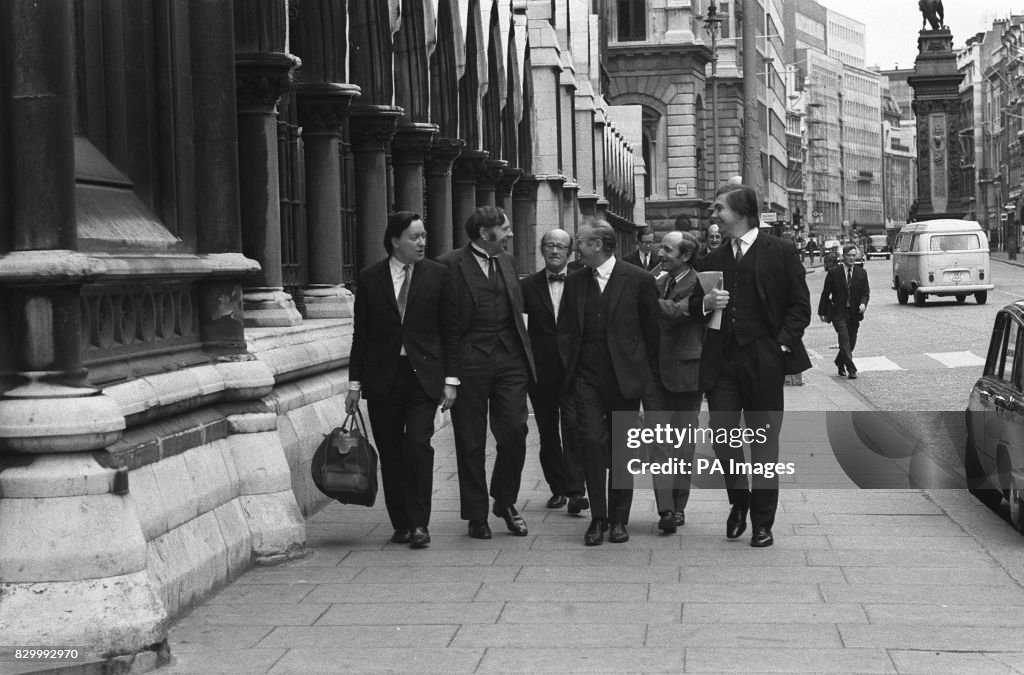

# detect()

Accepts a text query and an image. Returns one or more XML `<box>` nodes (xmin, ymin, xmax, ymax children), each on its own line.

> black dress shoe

<box><xmin>492</xmin><ymin>504</ymin><xmax>528</xmax><ymax>536</ymax></box>
<box><xmin>608</xmin><ymin>521</ymin><xmax>629</xmax><ymax>543</ymax></box>
<box><xmin>726</xmin><ymin>503</ymin><xmax>748</xmax><ymax>539</ymax></box>
<box><xmin>673</xmin><ymin>511</ymin><xmax>686</xmax><ymax>527</ymax></box>
<box><xmin>567</xmin><ymin>495</ymin><xmax>590</xmax><ymax>515</ymax></box>
<box><xmin>837</xmin><ymin>366</ymin><xmax>846</xmax><ymax>377</ymax></box>
<box><xmin>584</xmin><ymin>518</ymin><xmax>607</xmax><ymax>546</ymax></box>
<box><xmin>848</xmin><ymin>371</ymin><xmax>858</xmax><ymax>380</ymax></box>
<box><xmin>390</xmin><ymin>528</ymin><xmax>412</xmax><ymax>544</ymax></box>
<box><xmin>657</xmin><ymin>511</ymin><xmax>677</xmax><ymax>534</ymax></box>
<box><xmin>410</xmin><ymin>526</ymin><xmax>430</xmax><ymax>549</ymax></box>
<box><xmin>751</xmin><ymin>526</ymin><xmax>774</xmax><ymax>547</ymax></box>
<box><xmin>546</xmin><ymin>494</ymin><xmax>568</xmax><ymax>509</ymax></box>
<box><xmin>467</xmin><ymin>520</ymin><xmax>492</xmax><ymax>539</ymax></box>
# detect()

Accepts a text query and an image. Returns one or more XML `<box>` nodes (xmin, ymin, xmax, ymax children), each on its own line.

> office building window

<box><xmin>617</xmin><ymin>0</ymin><xmax>646</xmax><ymax>41</ymax></box>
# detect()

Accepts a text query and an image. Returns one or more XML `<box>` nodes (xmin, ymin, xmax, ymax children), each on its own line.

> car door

<box><xmin>981</xmin><ymin>312</ymin><xmax>1024</xmax><ymax>484</ymax></box>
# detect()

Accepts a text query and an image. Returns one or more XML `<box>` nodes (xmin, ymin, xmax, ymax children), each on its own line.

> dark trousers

<box><xmin>451</xmin><ymin>341</ymin><xmax>530</xmax><ymax>521</ymax></box>
<box><xmin>528</xmin><ymin>382</ymin><xmax>585</xmax><ymax>497</ymax></box>
<box><xmin>366</xmin><ymin>357</ymin><xmax>438</xmax><ymax>530</ymax></box>
<box><xmin>651</xmin><ymin>389</ymin><xmax>703</xmax><ymax>515</ymax></box>
<box><xmin>573</xmin><ymin>375</ymin><xmax>637</xmax><ymax>523</ymax></box>
<box><xmin>831</xmin><ymin>313</ymin><xmax>861</xmax><ymax>373</ymax></box>
<box><xmin>706</xmin><ymin>338</ymin><xmax>785</xmax><ymax>532</ymax></box>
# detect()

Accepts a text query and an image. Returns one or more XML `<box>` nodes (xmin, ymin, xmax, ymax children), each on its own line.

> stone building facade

<box><xmin>0</xmin><ymin>0</ymin><xmax>641</xmax><ymax>665</ymax></box>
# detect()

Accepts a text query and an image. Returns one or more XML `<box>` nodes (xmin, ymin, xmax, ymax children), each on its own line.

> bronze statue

<box><xmin>919</xmin><ymin>0</ymin><xmax>944</xmax><ymax>31</ymax></box>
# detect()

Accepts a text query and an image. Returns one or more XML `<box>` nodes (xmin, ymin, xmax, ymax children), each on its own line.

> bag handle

<box><xmin>341</xmin><ymin>407</ymin><xmax>368</xmax><ymax>434</ymax></box>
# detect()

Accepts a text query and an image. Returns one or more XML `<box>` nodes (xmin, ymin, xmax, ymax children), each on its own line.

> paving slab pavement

<box><xmin>158</xmin><ymin>366</ymin><xmax>1024</xmax><ymax>674</ymax></box>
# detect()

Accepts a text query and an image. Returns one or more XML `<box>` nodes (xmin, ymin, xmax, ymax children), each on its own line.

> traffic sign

<box><xmin>812</xmin><ymin>210</ymin><xmax>822</xmax><ymax>218</ymax></box>
<box><xmin>761</xmin><ymin>212</ymin><xmax>777</xmax><ymax>223</ymax></box>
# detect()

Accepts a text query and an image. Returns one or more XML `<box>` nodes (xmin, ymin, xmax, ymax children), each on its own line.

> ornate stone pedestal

<box><xmin>908</xmin><ymin>29</ymin><xmax>966</xmax><ymax>220</ymax></box>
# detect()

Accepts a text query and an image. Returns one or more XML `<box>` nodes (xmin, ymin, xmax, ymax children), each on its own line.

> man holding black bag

<box><xmin>346</xmin><ymin>211</ymin><xmax>461</xmax><ymax>549</ymax></box>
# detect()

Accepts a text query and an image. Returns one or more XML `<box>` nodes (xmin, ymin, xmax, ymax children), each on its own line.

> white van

<box><xmin>891</xmin><ymin>220</ymin><xmax>993</xmax><ymax>306</ymax></box>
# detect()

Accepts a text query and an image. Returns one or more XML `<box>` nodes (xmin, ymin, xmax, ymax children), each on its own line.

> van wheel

<box><xmin>886</xmin><ymin>254</ymin><xmax>891</xmax><ymax>260</ymax></box>
<box><xmin>914</xmin><ymin>290</ymin><xmax>926</xmax><ymax>306</ymax></box>
<box><xmin>975</xmin><ymin>291</ymin><xmax>988</xmax><ymax>305</ymax></box>
<box><xmin>897</xmin><ymin>287</ymin><xmax>908</xmax><ymax>305</ymax></box>
<box><xmin>956</xmin><ymin>294</ymin><xmax>966</xmax><ymax>304</ymax></box>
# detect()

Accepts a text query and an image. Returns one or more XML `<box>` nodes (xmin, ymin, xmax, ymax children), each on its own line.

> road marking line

<box><xmin>850</xmin><ymin>356</ymin><xmax>904</xmax><ymax>372</ymax></box>
<box><xmin>925</xmin><ymin>351</ymin><xmax>986</xmax><ymax>368</ymax></box>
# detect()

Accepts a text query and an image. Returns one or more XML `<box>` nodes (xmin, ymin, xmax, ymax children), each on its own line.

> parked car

<box><xmin>965</xmin><ymin>301</ymin><xmax>1024</xmax><ymax>534</ymax></box>
<box><xmin>864</xmin><ymin>234</ymin><xmax>891</xmax><ymax>260</ymax></box>
<box><xmin>892</xmin><ymin>219</ymin><xmax>993</xmax><ymax>306</ymax></box>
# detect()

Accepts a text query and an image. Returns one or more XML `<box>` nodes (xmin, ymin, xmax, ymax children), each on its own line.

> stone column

<box><xmin>0</xmin><ymin>2</ymin><xmax>164</xmax><ymax>665</ymax></box>
<box><xmin>561</xmin><ymin>181</ymin><xmax>580</xmax><ymax>235</ymax></box>
<box><xmin>425</xmin><ymin>138</ymin><xmax>465</xmax><ymax>258</ymax></box>
<box><xmin>476</xmin><ymin>159</ymin><xmax>508</xmax><ymax>208</ymax></box>
<box><xmin>236</xmin><ymin>53</ymin><xmax>303</xmax><ymax>327</ymax></box>
<box><xmin>296</xmin><ymin>82</ymin><xmax>361</xmax><ymax>319</ymax></box>
<box><xmin>350</xmin><ymin>104</ymin><xmax>404</xmax><ymax>267</ymax></box>
<box><xmin>512</xmin><ymin>175</ymin><xmax>540</xmax><ymax>272</ymax></box>
<box><xmin>496</xmin><ymin>168</ymin><xmax>522</xmax><ymax>216</ymax></box>
<box><xmin>452</xmin><ymin>149</ymin><xmax>489</xmax><ymax>249</ymax></box>
<box><xmin>392</xmin><ymin>123</ymin><xmax>439</xmax><ymax>215</ymax></box>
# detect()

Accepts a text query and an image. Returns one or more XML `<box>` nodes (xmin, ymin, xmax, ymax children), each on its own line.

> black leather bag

<box><xmin>311</xmin><ymin>409</ymin><xmax>378</xmax><ymax>506</ymax></box>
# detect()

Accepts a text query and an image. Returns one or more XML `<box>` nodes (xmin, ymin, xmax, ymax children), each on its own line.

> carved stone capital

<box><xmin>349</xmin><ymin>104</ymin><xmax>404</xmax><ymax>151</ymax></box>
<box><xmin>424</xmin><ymin>138</ymin><xmax>466</xmax><ymax>176</ymax></box>
<box><xmin>236</xmin><ymin>52</ymin><xmax>301</xmax><ymax>112</ymax></box>
<box><xmin>295</xmin><ymin>83</ymin><xmax>362</xmax><ymax>134</ymax></box>
<box><xmin>478</xmin><ymin>159</ymin><xmax>509</xmax><ymax>190</ymax></box>
<box><xmin>452</xmin><ymin>150</ymin><xmax>490</xmax><ymax>183</ymax></box>
<box><xmin>496</xmin><ymin>168</ymin><xmax>523</xmax><ymax>198</ymax></box>
<box><xmin>512</xmin><ymin>174</ymin><xmax>540</xmax><ymax>199</ymax></box>
<box><xmin>392</xmin><ymin>123</ymin><xmax>440</xmax><ymax>164</ymax></box>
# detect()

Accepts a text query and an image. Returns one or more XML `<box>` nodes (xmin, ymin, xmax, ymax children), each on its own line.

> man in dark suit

<box><xmin>622</xmin><ymin>226</ymin><xmax>659</xmax><ymax>272</ymax></box>
<box><xmin>818</xmin><ymin>244</ymin><xmax>869</xmax><ymax>379</ymax></box>
<box><xmin>690</xmin><ymin>183</ymin><xmax>811</xmax><ymax>548</ymax></box>
<box><xmin>437</xmin><ymin>206</ymin><xmax>537</xmax><ymax>540</ymax></box>
<box><xmin>560</xmin><ymin>220</ymin><xmax>661</xmax><ymax>546</ymax></box>
<box><xmin>346</xmin><ymin>211</ymin><xmax>461</xmax><ymax>549</ymax></box>
<box><xmin>650</xmin><ymin>231</ymin><xmax>706</xmax><ymax>534</ymax></box>
<box><xmin>520</xmin><ymin>230</ymin><xmax>589</xmax><ymax>514</ymax></box>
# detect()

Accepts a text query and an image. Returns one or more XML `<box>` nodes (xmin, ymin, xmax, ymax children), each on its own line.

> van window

<box><xmin>895</xmin><ymin>235</ymin><xmax>910</xmax><ymax>252</ymax></box>
<box><xmin>929</xmin><ymin>234</ymin><xmax>980</xmax><ymax>252</ymax></box>
<box><xmin>910</xmin><ymin>235</ymin><xmax>920</xmax><ymax>251</ymax></box>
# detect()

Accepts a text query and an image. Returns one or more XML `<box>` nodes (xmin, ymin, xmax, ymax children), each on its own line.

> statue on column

<box><xmin>919</xmin><ymin>0</ymin><xmax>944</xmax><ymax>30</ymax></box>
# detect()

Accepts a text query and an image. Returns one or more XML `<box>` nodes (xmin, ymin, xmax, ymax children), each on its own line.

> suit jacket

<box><xmin>348</xmin><ymin>257</ymin><xmax>461</xmax><ymax>401</ymax></box>
<box><xmin>558</xmin><ymin>259</ymin><xmax>661</xmax><ymax>400</ymax></box>
<box><xmin>623</xmin><ymin>248</ymin><xmax>660</xmax><ymax>272</ymax></box>
<box><xmin>688</xmin><ymin>232</ymin><xmax>812</xmax><ymax>389</ymax></box>
<box><xmin>818</xmin><ymin>264</ymin><xmax>870</xmax><ymax>321</ymax></box>
<box><xmin>520</xmin><ymin>269</ymin><xmax>568</xmax><ymax>389</ymax></box>
<box><xmin>436</xmin><ymin>245</ymin><xmax>537</xmax><ymax>382</ymax></box>
<box><xmin>655</xmin><ymin>269</ymin><xmax>705</xmax><ymax>393</ymax></box>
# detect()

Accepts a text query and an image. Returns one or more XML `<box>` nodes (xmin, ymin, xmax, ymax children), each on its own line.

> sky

<box><xmin>815</xmin><ymin>0</ymin><xmax>1024</xmax><ymax>70</ymax></box>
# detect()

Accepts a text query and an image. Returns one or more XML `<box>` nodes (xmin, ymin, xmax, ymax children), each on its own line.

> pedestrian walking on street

<box><xmin>437</xmin><ymin>206</ymin><xmax>536</xmax><ymax>540</ymax></box>
<box><xmin>520</xmin><ymin>230</ymin><xmax>589</xmax><ymax>515</ymax></box>
<box><xmin>559</xmin><ymin>220</ymin><xmax>662</xmax><ymax>546</ymax></box>
<box><xmin>690</xmin><ymin>183</ymin><xmax>811</xmax><ymax>548</ymax></box>
<box><xmin>818</xmin><ymin>244</ymin><xmax>869</xmax><ymax>380</ymax></box>
<box><xmin>623</xmin><ymin>225</ymin><xmax>660</xmax><ymax>272</ymax></box>
<box><xmin>346</xmin><ymin>212</ymin><xmax>462</xmax><ymax>549</ymax></box>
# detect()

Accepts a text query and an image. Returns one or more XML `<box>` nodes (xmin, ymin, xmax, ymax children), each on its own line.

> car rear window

<box><xmin>869</xmin><ymin>236</ymin><xmax>887</xmax><ymax>245</ymax></box>
<box><xmin>929</xmin><ymin>234</ymin><xmax>980</xmax><ymax>251</ymax></box>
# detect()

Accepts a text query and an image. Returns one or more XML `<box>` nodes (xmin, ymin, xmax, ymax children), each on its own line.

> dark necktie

<box><xmin>734</xmin><ymin>240</ymin><xmax>744</xmax><ymax>264</ymax></box>
<box><xmin>664</xmin><ymin>276</ymin><xmax>676</xmax><ymax>300</ymax></box>
<box><xmin>548</xmin><ymin>273</ymin><xmax>566</xmax><ymax>282</ymax></box>
<box><xmin>470</xmin><ymin>246</ymin><xmax>496</xmax><ymax>282</ymax></box>
<box><xmin>397</xmin><ymin>264</ymin><xmax>411</xmax><ymax>320</ymax></box>
<box><xmin>846</xmin><ymin>266</ymin><xmax>853</xmax><ymax>287</ymax></box>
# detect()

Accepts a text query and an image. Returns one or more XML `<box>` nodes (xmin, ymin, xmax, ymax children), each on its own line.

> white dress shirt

<box><xmin>593</xmin><ymin>255</ymin><xmax>617</xmax><ymax>293</ymax></box>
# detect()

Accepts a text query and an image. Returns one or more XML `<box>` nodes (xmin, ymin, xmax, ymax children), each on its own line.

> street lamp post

<box><xmin>703</xmin><ymin>1</ymin><xmax>722</xmax><ymax>191</ymax></box>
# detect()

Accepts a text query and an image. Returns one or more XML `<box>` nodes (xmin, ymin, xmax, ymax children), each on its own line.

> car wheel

<box><xmin>965</xmin><ymin>435</ymin><xmax>1002</xmax><ymax>509</ymax></box>
<box><xmin>956</xmin><ymin>294</ymin><xmax>966</xmax><ymax>304</ymax></box>
<box><xmin>897</xmin><ymin>287</ymin><xmax>908</xmax><ymax>305</ymax></box>
<box><xmin>975</xmin><ymin>291</ymin><xmax>988</xmax><ymax>305</ymax></box>
<box><xmin>914</xmin><ymin>289</ymin><xmax>926</xmax><ymax>306</ymax></box>
<box><xmin>1009</xmin><ymin>475</ymin><xmax>1024</xmax><ymax>535</ymax></box>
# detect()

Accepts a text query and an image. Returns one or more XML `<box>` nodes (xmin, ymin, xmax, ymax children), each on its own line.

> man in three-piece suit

<box><xmin>520</xmin><ymin>230</ymin><xmax>588</xmax><ymax>515</ymax></box>
<box><xmin>559</xmin><ymin>220</ymin><xmax>662</xmax><ymax>546</ymax></box>
<box><xmin>818</xmin><ymin>244</ymin><xmax>869</xmax><ymax>379</ymax></box>
<box><xmin>437</xmin><ymin>206</ymin><xmax>537</xmax><ymax>540</ymax></box>
<box><xmin>346</xmin><ymin>211</ymin><xmax>461</xmax><ymax>549</ymax></box>
<box><xmin>690</xmin><ymin>183</ymin><xmax>811</xmax><ymax>548</ymax></box>
<box><xmin>650</xmin><ymin>231</ymin><xmax>706</xmax><ymax>534</ymax></box>
<box><xmin>622</xmin><ymin>226</ymin><xmax>660</xmax><ymax>272</ymax></box>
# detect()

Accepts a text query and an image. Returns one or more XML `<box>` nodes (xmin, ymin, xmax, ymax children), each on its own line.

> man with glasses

<box><xmin>624</xmin><ymin>226</ymin><xmax>659</xmax><ymax>272</ymax></box>
<box><xmin>559</xmin><ymin>221</ymin><xmax>662</xmax><ymax>546</ymax></box>
<box><xmin>520</xmin><ymin>230</ymin><xmax>588</xmax><ymax>515</ymax></box>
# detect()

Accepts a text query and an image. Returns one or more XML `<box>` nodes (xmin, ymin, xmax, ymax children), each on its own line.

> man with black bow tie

<box><xmin>521</xmin><ymin>230</ymin><xmax>588</xmax><ymax>515</ymax></box>
<box><xmin>437</xmin><ymin>206</ymin><xmax>537</xmax><ymax>540</ymax></box>
<box><xmin>559</xmin><ymin>220</ymin><xmax>661</xmax><ymax>546</ymax></box>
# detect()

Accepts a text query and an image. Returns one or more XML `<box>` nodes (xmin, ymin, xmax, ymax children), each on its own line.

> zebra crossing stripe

<box><xmin>925</xmin><ymin>351</ymin><xmax>987</xmax><ymax>368</ymax></box>
<box><xmin>850</xmin><ymin>356</ymin><xmax>903</xmax><ymax>372</ymax></box>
